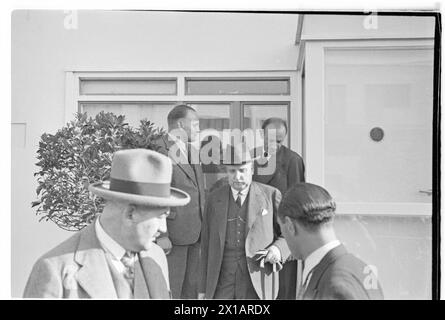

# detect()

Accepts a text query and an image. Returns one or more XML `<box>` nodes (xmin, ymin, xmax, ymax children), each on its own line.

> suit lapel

<box><xmin>163</xmin><ymin>136</ymin><xmax>197</xmax><ymax>187</ymax></box>
<box><xmin>74</xmin><ymin>223</ymin><xmax>117</xmax><ymax>299</ymax></box>
<box><xmin>133</xmin><ymin>261</ymin><xmax>150</xmax><ymax>299</ymax></box>
<box><xmin>303</xmin><ymin>244</ymin><xmax>348</xmax><ymax>299</ymax></box>
<box><xmin>246</xmin><ymin>182</ymin><xmax>266</xmax><ymax>232</ymax></box>
<box><xmin>215</xmin><ymin>185</ymin><xmax>230</xmax><ymax>252</ymax></box>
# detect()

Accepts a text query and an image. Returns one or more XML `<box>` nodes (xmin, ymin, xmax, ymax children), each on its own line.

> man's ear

<box><xmin>177</xmin><ymin>119</ymin><xmax>185</xmax><ymax>129</ymax></box>
<box><xmin>123</xmin><ymin>204</ymin><xmax>137</xmax><ymax>222</ymax></box>
<box><xmin>284</xmin><ymin>216</ymin><xmax>298</xmax><ymax>236</ymax></box>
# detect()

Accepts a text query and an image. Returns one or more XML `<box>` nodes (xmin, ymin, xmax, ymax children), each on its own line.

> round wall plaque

<box><xmin>370</xmin><ymin>127</ymin><xmax>384</xmax><ymax>142</ymax></box>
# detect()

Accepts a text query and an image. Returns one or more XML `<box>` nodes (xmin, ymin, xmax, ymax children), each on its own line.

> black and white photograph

<box><xmin>7</xmin><ymin>3</ymin><xmax>441</xmax><ymax>304</ymax></box>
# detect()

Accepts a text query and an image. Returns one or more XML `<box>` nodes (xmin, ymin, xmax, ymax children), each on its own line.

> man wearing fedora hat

<box><xmin>24</xmin><ymin>149</ymin><xmax>190</xmax><ymax>299</ymax></box>
<box><xmin>199</xmin><ymin>144</ymin><xmax>290</xmax><ymax>300</ymax></box>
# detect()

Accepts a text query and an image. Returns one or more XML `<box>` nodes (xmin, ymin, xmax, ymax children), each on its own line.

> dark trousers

<box><xmin>277</xmin><ymin>260</ymin><xmax>298</xmax><ymax>300</ymax></box>
<box><xmin>214</xmin><ymin>255</ymin><xmax>258</xmax><ymax>300</ymax></box>
<box><xmin>167</xmin><ymin>242</ymin><xmax>200</xmax><ymax>299</ymax></box>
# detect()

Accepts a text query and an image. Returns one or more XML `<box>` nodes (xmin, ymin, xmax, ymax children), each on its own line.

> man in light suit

<box><xmin>199</xmin><ymin>144</ymin><xmax>290</xmax><ymax>300</ymax></box>
<box><xmin>277</xmin><ymin>183</ymin><xmax>384</xmax><ymax>300</ymax></box>
<box><xmin>253</xmin><ymin>118</ymin><xmax>305</xmax><ymax>300</ymax></box>
<box><xmin>155</xmin><ymin>105</ymin><xmax>206</xmax><ymax>299</ymax></box>
<box><xmin>24</xmin><ymin>149</ymin><xmax>190</xmax><ymax>299</ymax></box>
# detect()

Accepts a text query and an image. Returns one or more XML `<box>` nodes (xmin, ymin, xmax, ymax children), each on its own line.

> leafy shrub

<box><xmin>32</xmin><ymin>112</ymin><xmax>165</xmax><ymax>231</ymax></box>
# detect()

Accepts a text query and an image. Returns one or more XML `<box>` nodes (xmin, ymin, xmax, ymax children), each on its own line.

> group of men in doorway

<box><xmin>24</xmin><ymin>104</ymin><xmax>383</xmax><ymax>300</ymax></box>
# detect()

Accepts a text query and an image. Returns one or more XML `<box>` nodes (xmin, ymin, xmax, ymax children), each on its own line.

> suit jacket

<box><xmin>253</xmin><ymin>145</ymin><xmax>305</xmax><ymax>195</ymax></box>
<box><xmin>23</xmin><ymin>222</ymin><xmax>170</xmax><ymax>299</ymax></box>
<box><xmin>156</xmin><ymin>136</ymin><xmax>205</xmax><ymax>245</ymax></box>
<box><xmin>303</xmin><ymin>244</ymin><xmax>384</xmax><ymax>300</ymax></box>
<box><xmin>200</xmin><ymin>182</ymin><xmax>291</xmax><ymax>299</ymax></box>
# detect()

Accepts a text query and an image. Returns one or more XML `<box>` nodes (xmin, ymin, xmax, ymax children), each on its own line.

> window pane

<box><xmin>187</xmin><ymin>103</ymin><xmax>231</xmax><ymax>132</ymax></box>
<box><xmin>80</xmin><ymin>79</ymin><xmax>177</xmax><ymax>95</ymax></box>
<box><xmin>324</xmin><ymin>48</ymin><xmax>433</xmax><ymax>203</ymax></box>
<box><xmin>186</xmin><ymin>78</ymin><xmax>289</xmax><ymax>95</ymax></box>
<box><xmin>243</xmin><ymin>104</ymin><xmax>289</xmax><ymax>149</ymax></box>
<box><xmin>80</xmin><ymin>102</ymin><xmax>175</xmax><ymax>130</ymax></box>
<box><xmin>187</xmin><ymin>103</ymin><xmax>231</xmax><ymax>189</ymax></box>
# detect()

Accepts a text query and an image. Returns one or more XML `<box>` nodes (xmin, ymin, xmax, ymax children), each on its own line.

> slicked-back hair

<box><xmin>261</xmin><ymin>117</ymin><xmax>288</xmax><ymax>134</ymax></box>
<box><xmin>278</xmin><ymin>183</ymin><xmax>336</xmax><ymax>232</ymax></box>
<box><xmin>167</xmin><ymin>104</ymin><xmax>197</xmax><ymax>127</ymax></box>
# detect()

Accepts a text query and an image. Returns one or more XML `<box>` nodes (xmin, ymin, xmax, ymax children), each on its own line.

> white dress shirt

<box><xmin>95</xmin><ymin>218</ymin><xmax>137</xmax><ymax>275</ymax></box>
<box><xmin>302</xmin><ymin>240</ymin><xmax>341</xmax><ymax>288</ymax></box>
<box><xmin>230</xmin><ymin>185</ymin><xmax>250</xmax><ymax>206</ymax></box>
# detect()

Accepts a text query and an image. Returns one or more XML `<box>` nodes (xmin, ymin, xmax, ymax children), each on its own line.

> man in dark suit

<box><xmin>199</xmin><ymin>145</ymin><xmax>290</xmax><ymax>300</ymax></box>
<box><xmin>253</xmin><ymin>118</ymin><xmax>305</xmax><ymax>299</ymax></box>
<box><xmin>155</xmin><ymin>105</ymin><xmax>206</xmax><ymax>299</ymax></box>
<box><xmin>277</xmin><ymin>183</ymin><xmax>384</xmax><ymax>300</ymax></box>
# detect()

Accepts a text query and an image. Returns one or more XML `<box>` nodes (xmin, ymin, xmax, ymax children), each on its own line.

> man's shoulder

<box><xmin>252</xmin><ymin>181</ymin><xmax>280</xmax><ymax>196</ymax></box>
<box><xmin>320</xmin><ymin>251</ymin><xmax>371</xmax><ymax>288</ymax></box>
<box><xmin>281</xmin><ymin>146</ymin><xmax>303</xmax><ymax>162</ymax></box>
<box><xmin>318</xmin><ymin>252</ymin><xmax>382</xmax><ymax>299</ymax></box>
<box><xmin>333</xmin><ymin>252</ymin><xmax>369</xmax><ymax>273</ymax></box>
<box><xmin>35</xmin><ymin>230</ymin><xmax>83</xmax><ymax>265</ymax></box>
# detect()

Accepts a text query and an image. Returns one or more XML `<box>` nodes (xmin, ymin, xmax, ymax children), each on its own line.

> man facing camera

<box><xmin>277</xmin><ymin>183</ymin><xmax>384</xmax><ymax>300</ymax></box>
<box><xmin>24</xmin><ymin>149</ymin><xmax>190</xmax><ymax>299</ymax></box>
<box><xmin>199</xmin><ymin>145</ymin><xmax>290</xmax><ymax>300</ymax></box>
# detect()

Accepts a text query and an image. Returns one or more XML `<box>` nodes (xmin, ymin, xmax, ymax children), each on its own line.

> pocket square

<box><xmin>261</xmin><ymin>208</ymin><xmax>268</xmax><ymax>216</ymax></box>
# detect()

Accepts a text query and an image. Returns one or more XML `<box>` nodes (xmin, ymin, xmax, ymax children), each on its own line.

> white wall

<box><xmin>301</xmin><ymin>14</ymin><xmax>435</xmax><ymax>40</ymax></box>
<box><xmin>11</xmin><ymin>10</ymin><xmax>300</xmax><ymax>297</ymax></box>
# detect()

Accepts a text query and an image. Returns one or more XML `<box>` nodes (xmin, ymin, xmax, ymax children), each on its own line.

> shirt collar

<box><xmin>230</xmin><ymin>184</ymin><xmax>250</xmax><ymax>200</ymax></box>
<box><xmin>95</xmin><ymin>217</ymin><xmax>126</xmax><ymax>261</ymax></box>
<box><xmin>303</xmin><ymin>240</ymin><xmax>341</xmax><ymax>284</ymax></box>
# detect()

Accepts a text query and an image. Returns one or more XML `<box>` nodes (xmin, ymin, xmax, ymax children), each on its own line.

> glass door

<box><xmin>303</xmin><ymin>41</ymin><xmax>434</xmax><ymax>299</ymax></box>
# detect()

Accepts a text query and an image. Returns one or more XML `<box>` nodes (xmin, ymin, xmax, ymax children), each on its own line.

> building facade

<box><xmin>11</xmin><ymin>11</ymin><xmax>435</xmax><ymax>298</ymax></box>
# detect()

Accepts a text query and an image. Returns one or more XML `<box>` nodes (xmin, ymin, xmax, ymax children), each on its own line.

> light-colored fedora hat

<box><xmin>89</xmin><ymin>149</ymin><xmax>190</xmax><ymax>207</ymax></box>
<box><xmin>221</xmin><ymin>143</ymin><xmax>259</xmax><ymax>166</ymax></box>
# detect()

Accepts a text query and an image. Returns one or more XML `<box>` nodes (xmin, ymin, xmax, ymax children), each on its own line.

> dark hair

<box><xmin>261</xmin><ymin>117</ymin><xmax>288</xmax><ymax>134</ymax></box>
<box><xmin>278</xmin><ymin>183</ymin><xmax>336</xmax><ymax>231</ymax></box>
<box><xmin>167</xmin><ymin>104</ymin><xmax>197</xmax><ymax>127</ymax></box>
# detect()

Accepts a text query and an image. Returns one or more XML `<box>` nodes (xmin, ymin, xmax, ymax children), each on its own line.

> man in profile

<box><xmin>277</xmin><ymin>183</ymin><xmax>384</xmax><ymax>300</ymax></box>
<box><xmin>156</xmin><ymin>105</ymin><xmax>206</xmax><ymax>299</ymax></box>
<box><xmin>253</xmin><ymin>118</ymin><xmax>305</xmax><ymax>299</ymax></box>
<box><xmin>24</xmin><ymin>149</ymin><xmax>190</xmax><ymax>298</ymax></box>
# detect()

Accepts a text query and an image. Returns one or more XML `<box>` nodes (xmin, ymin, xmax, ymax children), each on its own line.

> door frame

<box><xmin>65</xmin><ymin>71</ymin><xmax>302</xmax><ymax>154</ymax></box>
<box><xmin>302</xmin><ymin>39</ymin><xmax>434</xmax><ymax>216</ymax></box>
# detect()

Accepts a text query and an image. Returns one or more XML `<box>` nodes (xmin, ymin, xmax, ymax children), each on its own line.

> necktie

<box><xmin>121</xmin><ymin>251</ymin><xmax>136</xmax><ymax>291</ymax></box>
<box><xmin>187</xmin><ymin>144</ymin><xmax>198</xmax><ymax>165</ymax></box>
<box><xmin>236</xmin><ymin>191</ymin><xmax>242</xmax><ymax>207</ymax></box>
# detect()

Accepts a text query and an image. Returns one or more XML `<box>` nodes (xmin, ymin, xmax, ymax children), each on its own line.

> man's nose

<box><xmin>159</xmin><ymin>217</ymin><xmax>167</xmax><ymax>233</ymax></box>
